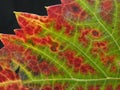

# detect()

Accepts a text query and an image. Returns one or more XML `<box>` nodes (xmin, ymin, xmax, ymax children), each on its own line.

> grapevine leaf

<box><xmin>0</xmin><ymin>0</ymin><xmax>120</xmax><ymax>90</ymax></box>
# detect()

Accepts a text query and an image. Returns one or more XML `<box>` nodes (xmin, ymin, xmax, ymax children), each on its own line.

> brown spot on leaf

<box><xmin>91</xmin><ymin>30</ymin><xmax>101</xmax><ymax>38</ymax></box>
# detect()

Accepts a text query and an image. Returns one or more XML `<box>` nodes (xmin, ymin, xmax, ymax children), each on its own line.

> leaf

<box><xmin>0</xmin><ymin>0</ymin><xmax>120</xmax><ymax>89</ymax></box>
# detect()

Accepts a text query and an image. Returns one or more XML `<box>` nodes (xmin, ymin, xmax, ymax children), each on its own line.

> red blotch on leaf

<box><xmin>0</xmin><ymin>73</ymin><xmax>7</xmax><ymax>82</ymax></box>
<box><xmin>47</xmin><ymin>5</ymin><xmax>62</xmax><ymax>19</ymax></box>
<box><xmin>88</xmin><ymin>85</ymin><xmax>100</xmax><ymax>90</ymax></box>
<box><xmin>101</xmin><ymin>0</ymin><xmax>113</xmax><ymax>11</ymax></box>
<box><xmin>39</xmin><ymin>61</ymin><xmax>58</xmax><ymax>76</ymax></box>
<box><xmin>79</xmin><ymin>29</ymin><xmax>90</xmax><ymax>46</ymax></box>
<box><xmin>1</xmin><ymin>69</ymin><xmax>17</xmax><ymax>80</ymax></box>
<box><xmin>50</xmin><ymin>41</ymin><xmax>59</xmax><ymax>52</ymax></box>
<box><xmin>31</xmin><ymin>36</ymin><xmax>52</xmax><ymax>46</ymax></box>
<box><xmin>93</xmin><ymin>41</ymin><xmax>108</xmax><ymax>52</ymax></box>
<box><xmin>62</xmin><ymin>2</ymin><xmax>88</xmax><ymax>21</ymax></box>
<box><xmin>41</xmin><ymin>85</ymin><xmax>52</xmax><ymax>90</ymax></box>
<box><xmin>0</xmin><ymin>86</ymin><xmax>5</xmax><ymax>90</ymax></box>
<box><xmin>100</xmin><ymin>53</ymin><xmax>115</xmax><ymax>66</ymax></box>
<box><xmin>100</xmin><ymin>0</ymin><xmax>113</xmax><ymax>23</ymax></box>
<box><xmin>54</xmin><ymin>84</ymin><xmax>64</xmax><ymax>90</ymax></box>
<box><xmin>87</xmin><ymin>0</ymin><xmax>95</xmax><ymax>5</ymax></box>
<box><xmin>77</xmin><ymin>86</ymin><xmax>84</xmax><ymax>90</ymax></box>
<box><xmin>14</xmin><ymin>29</ymin><xmax>27</xmax><ymax>41</ymax></box>
<box><xmin>80</xmin><ymin>64</ymin><xmax>95</xmax><ymax>74</ymax></box>
<box><xmin>116</xmin><ymin>85</ymin><xmax>120</xmax><ymax>90</ymax></box>
<box><xmin>105</xmin><ymin>85</ymin><xmax>113</xmax><ymax>90</ymax></box>
<box><xmin>61</xmin><ymin>0</ymin><xmax>73</xmax><ymax>4</ymax></box>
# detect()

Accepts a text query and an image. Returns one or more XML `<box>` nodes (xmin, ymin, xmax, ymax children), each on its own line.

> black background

<box><xmin>0</xmin><ymin>0</ymin><xmax>61</xmax><ymax>48</ymax></box>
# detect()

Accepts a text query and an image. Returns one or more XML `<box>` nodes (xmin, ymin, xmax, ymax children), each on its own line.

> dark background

<box><xmin>0</xmin><ymin>0</ymin><xmax>61</xmax><ymax>48</ymax></box>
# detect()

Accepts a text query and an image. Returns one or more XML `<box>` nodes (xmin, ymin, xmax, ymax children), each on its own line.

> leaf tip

<box><xmin>13</xmin><ymin>11</ymin><xmax>22</xmax><ymax>18</ymax></box>
<box><xmin>44</xmin><ymin>6</ymin><xmax>49</xmax><ymax>10</ymax></box>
